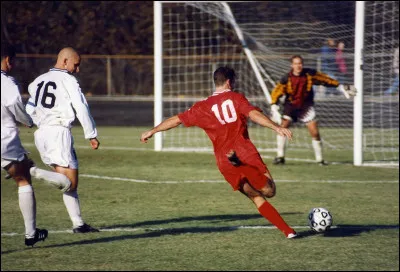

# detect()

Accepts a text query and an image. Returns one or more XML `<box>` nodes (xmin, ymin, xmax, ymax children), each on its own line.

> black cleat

<box><xmin>317</xmin><ymin>160</ymin><xmax>329</xmax><ymax>166</ymax></box>
<box><xmin>273</xmin><ymin>157</ymin><xmax>285</xmax><ymax>165</ymax></box>
<box><xmin>25</xmin><ymin>228</ymin><xmax>48</xmax><ymax>247</ymax></box>
<box><xmin>227</xmin><ymin>150</ymin><xmax>242</xmax><ymax>166</ymax></box>
<box><xmin>73</xmin><ymin>223</ymin><xmax>100</xmax><ymax>233</ymax></box>
<box><xmin>5</xmin><ymin>173</ymin><xmax>12</xmax><ymax>179</ymax></box>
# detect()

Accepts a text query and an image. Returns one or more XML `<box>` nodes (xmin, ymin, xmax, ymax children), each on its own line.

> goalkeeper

<box><xmin>269</xmin><ymin>55</ymin><xmax>356</xmax><ymax>165</ymax></box>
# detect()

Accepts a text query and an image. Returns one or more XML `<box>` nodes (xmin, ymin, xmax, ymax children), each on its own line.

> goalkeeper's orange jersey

<box><xmin>178</xmin><ymin>89</ymin><xmax>262</xmax><ymax>166</ymax></box>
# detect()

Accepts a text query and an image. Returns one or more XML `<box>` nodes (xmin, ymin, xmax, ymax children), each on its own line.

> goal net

<box><xmin>156</xmin><ymin>1</ymin><xmax>399</xmax><ymax>164</ymax></box>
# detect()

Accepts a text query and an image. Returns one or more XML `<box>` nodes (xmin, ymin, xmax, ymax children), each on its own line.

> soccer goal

<box><xmin>154</xmin><ymin>1</ymin><xmax>399</xmax><ymax>166</ymax></box>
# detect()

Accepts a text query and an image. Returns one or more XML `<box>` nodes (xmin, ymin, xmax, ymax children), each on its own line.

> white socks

<box><xmin>63</xmin><ymin>190</ymin><xmax>84</xmax><ymax>228</ymax></box>
<box><xmin>18</xmin><ymin>185</ymin><xmax>36</xmax><ymax>238</ymax></box>
<box><xmin>277</xmin><ymin>135</ymin><xmax>287</xmax><ymax>158</ymax></box>
<box><xmin>30</xmin><ymin>166</ymin><xmax>71</xmax><ymax>192</ymax></box>
<box><xmin>312</xmin><ymin>139</ymin><xmax>323</xmax><ymax>162</ymax></box>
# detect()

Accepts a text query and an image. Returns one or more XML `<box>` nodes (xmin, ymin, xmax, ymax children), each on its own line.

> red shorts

<box><xmin>218</xmin><ymin>152</ymin><xmax>268</xmax><ymax>191</ymax></box>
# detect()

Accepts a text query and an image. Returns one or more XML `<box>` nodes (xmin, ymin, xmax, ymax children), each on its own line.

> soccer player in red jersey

<box><xmin>141</xmin><ymin>66</ymin><xmax>298</xmax><ymax>239</ymax></box>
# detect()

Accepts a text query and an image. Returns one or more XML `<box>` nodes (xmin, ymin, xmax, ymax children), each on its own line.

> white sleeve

<box><xmin>9</xmin><ymin>94</ymin><xmax>33</xmax><ymax>127</ymax></box>
<box><xmin>25</xmin><ymin>97</ymin><xmax>38</xmax><ymax>125</ymax></box>
<box><xmin>63</xmin><ymin>77</ymin><xmax>97</xmax><ymax>139</ymax></box>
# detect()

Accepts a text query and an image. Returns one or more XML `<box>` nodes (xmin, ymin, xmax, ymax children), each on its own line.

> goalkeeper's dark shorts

<box><xmin>282</xmin><ymin>103</ymin><xmax>316</xmax><ymax>123</ymax></box>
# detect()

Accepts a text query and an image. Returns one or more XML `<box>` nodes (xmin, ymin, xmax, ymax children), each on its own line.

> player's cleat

<box><xmin>286</xmin><ymin>232</ymin><xmax>300</xmax><ymax>239</ymax></box>
<box><xmin>25</xmin><ymin>228</ymin><xmax>48</xmax><ymax>247</ymax></box>
<box><xmin>227</xmin><ymin>150</ymin><xmax>242</xmax><ymax>166</ymax></box>
<box><xmin>4</xmin><ymin>172</ymin><xmax>12</xmax><ymax>179</ymax></box>
<box><xmin>317</xmin><ymin>160</ymin><xmax>329</xmax><ymax>166</ymax></box>
<box><xmin>273</xmin><ymin>157</ymin><xmax>285</xmax><ymax>165</ymax></box>
<box><xmin>73</xmin><ymin>223</ymin><xmax>100</xmax><ymax>233</ymax></box>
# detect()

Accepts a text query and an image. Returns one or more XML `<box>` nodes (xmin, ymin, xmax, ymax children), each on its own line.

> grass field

<box><xmin>1</xmin><ymin>126</ymin><xmax>399</xmax><ymax>271</ymax></box>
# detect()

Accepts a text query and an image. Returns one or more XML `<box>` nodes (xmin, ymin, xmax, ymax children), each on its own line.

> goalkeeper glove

<box><xmin>337</xmin><ymin>84</ymin><xmax>357</xmax><ymax>99</ymax></box>
<box><xmin>270</xmin><ymin>104</ymin><xmax>282</xmax><ymax>123</ymax></box>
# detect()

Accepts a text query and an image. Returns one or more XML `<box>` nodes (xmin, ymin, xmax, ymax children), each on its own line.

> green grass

<box><xmin>1</xmin><ymin>126</ymin><xmax>399</xmax><ymax>271</ymax></box>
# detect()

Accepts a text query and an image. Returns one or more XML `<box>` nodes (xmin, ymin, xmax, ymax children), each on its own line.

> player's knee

<box><xmin>262</xmin><ymin>187</ymin><xmax>276</xmax><ymax>198</ymax></box>
<box><xmin>13</xmin><ymin>175</ymin><xmax>31</xmax><ymax>186</ymax></box>
<box><xmin>261</xmin><ymin>180</ymin><xmax>276</xmax><ymax>198</ymax></box>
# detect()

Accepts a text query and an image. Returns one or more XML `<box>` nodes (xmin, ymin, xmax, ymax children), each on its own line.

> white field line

<box><xmin>22</xmin><ymin>143</ymin><xmax>398</xmax><ymax>168</ymax></box>
<box><xmin>80</xmin><ymin>174</ymin><xmax>399</xmax><ymax>184</ymax></box>
<box><xmin>1</xmin><ymin>225</ymin><xmax>384</xmax><ymax>236</ymax></box>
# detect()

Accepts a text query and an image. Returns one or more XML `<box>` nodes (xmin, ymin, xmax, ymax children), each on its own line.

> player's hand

<box><xmin>140</xmin><ymin>131</ymin><xmax>154</xmax><ymax>143</ymax></box>
<box><xmin>337</xmin><ymin>84</ymin><xmax>357</xmax><ymax>99</ymax></box>
<box><xmin>270</xmin><ymin>104</ymin><xmax>282</xmax><ymax>123</ymax></box>
<box><xmin>275</xmin><ymin>127</ymin><xmax>293</xmax><ymax>140</ymax></box>
<box><xmin>89</xmin><ymin>138</ymin><xmax>100</xmax><ymax>150</ymax></box>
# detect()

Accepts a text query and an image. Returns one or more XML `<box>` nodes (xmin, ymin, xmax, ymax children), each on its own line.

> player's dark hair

<box><xmin>1</xmin><ymin>44</ymin><xmax>16</xmax><ymax>59</ymax></box>
<box><xmin>291</xmin><ymin>55</ymin><xmax>303</xmax><ymax>64</ymax></box>
<box><xmin>213</xmin><ymin>66</ymin><xmax>236</xmax><ymax>87</ymax></box>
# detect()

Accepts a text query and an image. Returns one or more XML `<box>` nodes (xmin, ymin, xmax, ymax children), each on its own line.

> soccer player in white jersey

<box><xmin>26</xmin><ymin>47</ymin><xmax>100</xmax><ymax>233</ymax></box>
<box><xmin>1</xmin><ymin>45</ymin><xmax>72</xmax><ymax>247</ymax></box>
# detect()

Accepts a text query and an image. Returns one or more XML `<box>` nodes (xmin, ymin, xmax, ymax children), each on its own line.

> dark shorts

<box><xmin>282</xmin><ymin>103</ymin><xmax>316</xmax><ymax>123</ymax></box>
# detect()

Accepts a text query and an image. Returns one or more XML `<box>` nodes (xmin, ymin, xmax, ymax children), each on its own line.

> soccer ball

<box><xmin>308</xmin><ymin>207</ymin><xmax>333</xmax><ymax>232</ymax></box>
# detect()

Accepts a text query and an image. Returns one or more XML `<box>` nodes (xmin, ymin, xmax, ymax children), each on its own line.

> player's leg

<box><xmin>28</xmin><ymin>159</ymin><xmax>71</xmax><ymax>192</ymax></box>
<box><xmin>239</xmin><ymin>180</ymin><xmax>297</xmax><ymax>238</ymax></box>
<box><xmin>3</xmin><ymin>158</ymin><xmax>48</xmax><ymax>246</ymax></box>
<box><xmin>305</xmin><ymin>120</ymin><xmax>327</xmax><ymax>165</ymax></box>
<box><xmin>35</xmin><ymin>127</ymin><xmax>98</xmax><ymax>233</ymax></box>
<box><xmin>274</xmin><ymin>117</ymin><xmax>291</xmax><ymax>165</ymax></box>
<box><xmin>54</xmin><ymin>164</ymin><xmax>99</xmax><ymax>233</ymax></box>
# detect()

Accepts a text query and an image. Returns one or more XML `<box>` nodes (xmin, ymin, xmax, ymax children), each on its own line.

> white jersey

<box><xmin>1</xmin><ymin>71</ymin><xmax>32</xmax><ymax>162</ymax></box>
<box><xmin>26</xmin><ymin>68</ymin><xmax>97</xmax><ymax>139</ymax></box>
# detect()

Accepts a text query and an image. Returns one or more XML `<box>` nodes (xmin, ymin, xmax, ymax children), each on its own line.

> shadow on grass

<box><xmin>100</xmin><ymin>212</ymin><xmax>301</xmax><ymax>229</ymax></box>
<box><xmin>2</xmin><ymin>223</ymin><xmax>398</xmax><ymax>254</ymax></box>
<box><xmin>297</xmin><ymin>224</ymin><xmax>400</xmax><ymax>238</ymax></box>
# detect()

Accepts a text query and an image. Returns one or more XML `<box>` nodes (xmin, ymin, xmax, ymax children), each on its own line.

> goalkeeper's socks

<box><xmin>257</xmin><ymin>200</ymin><xmax>295</xmax><ymax>237</ymax></box>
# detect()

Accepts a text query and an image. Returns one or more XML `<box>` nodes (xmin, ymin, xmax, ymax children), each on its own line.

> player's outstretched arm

<box><xmin>337</xmin><ymin>84</ymin><xmax>357</xmax><ymax>99</ymax></box>
<box><xmin>248</xmin><ymin>110</ymin><xmax>292</xmax><ymax>140</ymax></box>
<box><xmin>141</xmin><ymin>115</ymin><xmax>182</xmax><ymax>143</ymax></box>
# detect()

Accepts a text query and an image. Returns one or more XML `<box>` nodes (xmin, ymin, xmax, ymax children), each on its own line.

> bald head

<box><xmin>55</xmin><ymin>47</ymin><xmax>81</xmax><ymax>74</ymax></box>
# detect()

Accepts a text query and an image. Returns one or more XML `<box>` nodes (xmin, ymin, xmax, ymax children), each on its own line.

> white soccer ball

<box><xmin>308</xmin><ymin>207</ymin><xmax>333</xmax><ymax>232</ymax></box>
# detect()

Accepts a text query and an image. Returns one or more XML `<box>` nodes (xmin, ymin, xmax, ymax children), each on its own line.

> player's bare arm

<box><xmin>141</xmin><ymin>115</ymin><xmax>182</xmax><ymax>143</ymax></box>
<box><xmin>249</xmin><ymin>110</ymin><xmax>292</xmax><ymax>140</ymax></box>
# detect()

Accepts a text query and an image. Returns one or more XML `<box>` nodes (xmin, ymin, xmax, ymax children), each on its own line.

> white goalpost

<box><xmin>154</xmin><ymin>1</ymin><xmax>399</xmax><ymax>166</ymax></box>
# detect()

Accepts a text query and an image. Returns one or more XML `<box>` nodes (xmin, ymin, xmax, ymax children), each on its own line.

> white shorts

<box><xmin>34</xmin><ymin>126</ymin><xmax>78</xmax><ymax>169</ymax></box>
<box><xmin>1</xmin><ymin>127</ymin><xmax>28</xmax><ymax>169</ymax></box>
<box><xmin>1</xmin><ymin>155</ymin><xmax>26</xmax><ymax>169</ymax></box>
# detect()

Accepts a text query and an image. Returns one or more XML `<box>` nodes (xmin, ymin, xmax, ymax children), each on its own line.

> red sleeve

<box><xmin>178</xmin><ymin>103</ymin><xmax>200</xmax><ymax>127</ymax></box>
<box><xmin>237</xmin><ymin>93</ymin><xmax>262</xmax><ymax>117</ymax></box>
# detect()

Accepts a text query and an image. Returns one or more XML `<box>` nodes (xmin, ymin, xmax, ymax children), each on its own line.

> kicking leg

<box><xmin>239</xmin><ymin>179</ymin><xmax>296</xmax><ymax>238</ymax></box>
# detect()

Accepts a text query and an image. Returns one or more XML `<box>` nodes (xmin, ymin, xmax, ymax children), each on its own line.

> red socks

<box><xmin>258</xmin><ymin>201</ymin><xmax>295</xmax><ymax>236</ymax></box>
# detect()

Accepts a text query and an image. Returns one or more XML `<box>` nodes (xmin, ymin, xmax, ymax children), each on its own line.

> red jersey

<box><xmin>178</xmin><ymin>89</ymin><xmax>261</xmax><ymax>166</ymax></box>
